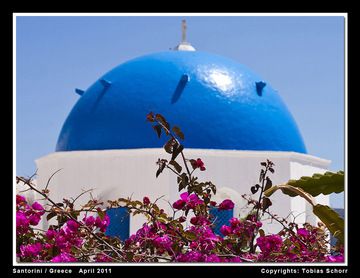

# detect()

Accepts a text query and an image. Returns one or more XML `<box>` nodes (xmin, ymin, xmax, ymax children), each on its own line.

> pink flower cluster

<box><xmin>255</xmin><ymin>226</ymin><xmax>345</xmax><ymax>262</ymax></box>
<box><xmin>191</xmin><ymin>158</ymin><xmax>206</xmax><ymax>171</ymax></box>
<box><xmin>220</xmin><ymin>216</ymin><xmax>262</xmax><ymax>239</ymax></box>
<box><xmin>16</xmin><ymin>192</ymin><xmax>344</xmax><ymax>263</ymax></box>
<box><xmin>83</xmin><ymin>214</ymin><xmax>111</xmax><ymax>233</ymax></box>
<box><xmin>16</xmin><ymin>195</ymin><xmax>45</xmax><ymax>235</ymax></box>
<box><xmin>19</xmin><ymin>243</ymin><xmax>43</xmax><ymax>258</ymax></box>
<box><xmin>218</xmin><ymin>199</ymin><xmax>235</xmax><ymax>211</ymax></box>
<box><xmin>16</xmin><ymin>194</ymin><xmax>111</xmax><ymax>262</ymax></box>
<box><xmin>173</xmin><ymin>192</ymin><xmax>204</xmax><ymax>210</ymax></box>
<box><xmin>125</xmin><ymin>222</ymin><xmax>178</xmax><ymax>257</ymax></box>
<box><xmin>256</xmin><ymin>234</ymin><xmax>283</xmax><ymax>255</ymax></box>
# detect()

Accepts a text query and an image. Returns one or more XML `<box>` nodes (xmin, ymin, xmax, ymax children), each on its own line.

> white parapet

<box><xmin>35</xmin><ymin>149</ymin><xmax>330</xmax><ymax>235</ymax></box>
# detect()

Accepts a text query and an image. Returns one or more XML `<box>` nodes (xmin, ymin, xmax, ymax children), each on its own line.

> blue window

<box><xmin>209</xmin><ymin>207</ymin><xmax>233</xmax><ymax>236</ymax></box>
<box><xmin>105</xmin><ymin>207</ymin><xmax>130</xmax><ymax>240</ymax></box>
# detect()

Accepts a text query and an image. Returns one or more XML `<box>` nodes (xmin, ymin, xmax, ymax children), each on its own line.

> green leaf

<box><xmin>70</xmin><ymin>211</ymin><xmax>80</xmax><ymax>219</ymax></box>
<box><xmin>171</xmin><ymin>144</ymin><xmax>184</xmax><ymax>161</ymax></box>
<box><xmin>178</xmin><ymin>173</ymin><xmax>188</xmax><ymax>191</ymax></box>
<box><xmin>146</xmin><ymin>112</ymin><xmax>155</xmax><ymax>122</ymax></box>
<box><xmin>156</xmin><ymin>168</ymin><xmax>163</xmax><ymax>178</ymax></box>
<box><xmin>153</xmin><ymin>125</ymin><xmax>162</xmax><ymax>138</ymax></box>
<box><xmin>262</xmin><ymin>197</ymin><xmax>272</xmax><ymax>211</ymax></box>
<box><xmin>264</xmin><ymin>185</ymin><xmax>279</xmax><ymax>197</ymax></box>
<box><xmin>313</xmin><ymin>204</ymin><xmax>344</xmax><ymax>244</ymax></box>
<box><xmin>156</xmin><ymin>114</ymin><xmax>170</xmax><ymax>132</ymax></box>
<box><xmin>156</xmin><ymin>159</ymin><xmax>167</xmax><ymax>178</ymax></box>
<box><xmin>264</xmin><ymin>184</ymin><xmax>316</xmax><ymax>206</ymax></box>
<box><xmin>250</xmin><ymin>186</ymin><xmax>258</xmax><ymax>194</ymax></box>
<box><xmin>259</xmin><ymin>169</ymin><xmax>265</xmax><ymax>182</ymax></box>
<box><xmin>152</xmin><ymin>204</ymin><xmax>160</xmax><ymax>213</ymax></box>
<box><xmin>98</xmin><ymin>209</ymin><xmax>106</xmax><ymax>220</ymax></box>
<box><xmin>264</xmin><ymin>177</ymin><xmax>272</xmax><ymax>191</ymax></box>
<box><xmin>172</xmin><ymin>126</ymin><xmax>184</xmax><ymax>140</ymax></box>
<box><xmin>164</xmin><ymin>139</ymin><xmax>175</xmax><ymax>154</ymax></box>
<box><xmin>133</xmin><ymin>201</ymin><xmax>143</xmax><ymax>207</ymax></box>
<box><xmin>258</xmin><ymin>229</ymin><xmax>265</xmax><ymax>237</ymax></box>
<box><xmin>169</xmin><ymin>160</ymin><xmax>182</xmax><ymax>173</ymax></box>
<box><xmin>285</xmin><ymin>171</ymin><xmax>344</xmax><ymax>197</ymax></box>
<box><xmin>184</xmin><ymin>231</ymin><xmax>197</xmax><ymax>241</ymax></box>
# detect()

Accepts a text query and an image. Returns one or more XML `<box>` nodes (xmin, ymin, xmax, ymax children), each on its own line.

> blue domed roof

<box><xmin>56</xmin><ymin>51</ymin><xmax>306</xmax><ymax>153</ymax></box>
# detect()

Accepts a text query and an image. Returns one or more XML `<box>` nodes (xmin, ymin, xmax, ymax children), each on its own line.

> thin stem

<box><xmin>166</xmin><ymin>165</ymin><xmax>181</xmax><ymax>177</ymax></box>
<box><xmin>44</xmin><ymin>168</ymin><xmax>62</xmax><ymax>192</ymax></box>
<box><xmin>263</xmin><ymin>209</ymin><xmax>308</xmax><ymax>248</ymax></box>
<box><xmin>180</xmin><ymin>151</ymin><xmax>192</xmax><ymax>179</ymax></box>
<box><xmin>71</xmin><ymin>188</ymin><xmax>94</xmax><ymax>205</ymax></box>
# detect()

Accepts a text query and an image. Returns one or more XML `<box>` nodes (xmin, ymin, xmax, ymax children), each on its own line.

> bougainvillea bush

<box><xmin>16</xmin><ymin>113</ymin><xmax>344</xmax><ymax>263</ymax></box>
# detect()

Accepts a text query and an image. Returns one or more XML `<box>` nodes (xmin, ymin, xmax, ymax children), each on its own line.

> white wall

<box><xmin>35</xmin><ymin>149</ymin><xmax>330</xmax><ymax>235</ymax></box>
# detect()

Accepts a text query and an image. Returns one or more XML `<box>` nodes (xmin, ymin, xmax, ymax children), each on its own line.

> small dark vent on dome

<box><xmin>171</xmin><ymin>74</ymin><xmax>189</xmax><ymax>104</ymax></box>
<box><xmin>100</xmin><ymin>79</ymin><xmax>112</xmax><ymax>88</ymax></box>
<box><xmin>75</xmin><ymin>88</ymin><xmax>85</xmax><ymax>96</ymax></box>
<box><xmin>256</xmin><ymin>81</ymin><xmax>266</xmax><ymax>96</ymax></box>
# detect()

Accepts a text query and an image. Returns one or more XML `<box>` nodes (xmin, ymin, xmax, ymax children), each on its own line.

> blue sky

<box><xmin>15</xmin><ymin>15</ymin><xmax>345</xmax><ymax>207</ymax></box>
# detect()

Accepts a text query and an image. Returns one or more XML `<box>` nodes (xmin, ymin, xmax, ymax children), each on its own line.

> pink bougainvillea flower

<box><xmin>83</xmin><ymin>215</ymin><xmax>96</xmax><ymax>226</ymax></box>
<box><xmin>31</xmin><ymin>202</ymin><xmax>44</xmax><ymax>212</ymax></box>
<box><xmin>205</xmin><ymin>254</ymin><xmax>221</xmax><ymax>262</ymax></box>
<box><xmin>143</xmin><ymin>196</ymin><xmax>150</xmax><ymax>206</ymax></box>
<box><xmin>326</xmin><ymin>254</ymin><xmax>344</xmax><ymax>262</ymax></box>
<box><xmin>173</xmin><ymin>192</ymin><xmax>203</xmax><ymax>210</ymax></box>
<box><xmin>172</xmin><ymin>199</ymin><xmax>186</xmax><ymax>209</ymax></box>
<box><xmin>178</xmin><ymin>216</ymin><xmax>186</xmax><ymax>223</ymax></box>
<box><xmin>16</xmin><ymin>195</ymin><xmax>26</xmax><ymax>205</ymax></box>
<box><xmin>191</xmin><ymin>158</ymin><xmax>206</xmax><ymax>171</ymax></box>
<box><xmin>20</xmin><ymin>243</ymin><xmax>43</xmax><ymax>258</ymax></box>
<box><xmin>54</xmin><ymin>235</ymin><xmax>67</xmax><ymax>250</ymax></box>
<box><xmin>16</xmin><ymin>211</ymin><xmax>29</xmax><ymax>228</ymax></box>
<box><xmin>190</xmin><ymin>216</ymin><xmax>198</xmax><ymax>225</ymax></box>
<box><xmin>179</xmin><ymin>192</ymin><xmax>189</xmax><ymax>201</ymax></box>
<box><xmin>28</xmin><ymin>213</ymin><xmax>41</xmax><ymax>226</ymax></box>
<box><xmin>182</xmin><ymin>192</ymin><xmax>203</xmax><ymax>209</ymax></box>
<box><xmin>95</xmin><ymin>215</ymin><xmax>110</xmax><ymax>232</ymax></box>
<box><xmin>51</xmin><ymin>252</ymin><xmax>77</xmax><ymax>262</ymax></box>
<box><xmin>44</xmin><ymin>243</ymin><xmax>52</xmax><ymax>249</ymax></box>
<box><xmin>66</xmin><ymin>219</ymin><xmax>80</xmax><ymax>232</ymax></box>
<box><xmin>218</xmin><ymin>199</ymin><xmax>234</xmax><ymax>211</ymax></box>
<box><xmin>229</xmin><ymin>217</ymin><xmax>241</xmax><ymax>227</ymax></box>
<box><xmin>220</xmin><ymin>225</ymin><xmax>232</xmax><ymax>236</ymax></box>
<box><xmin>256</xmin><ymin>234</ymin><xmax>283</xmax><ymax>254</ymax></box>
<box><xmin>153</xmin><ymin>235</ymin><xmax>172</xmax><ymax>250</ymax></box>
<box><xmin>210</xmin><ymin>201</ymin><xmax>217</xmax><ymax>207</ymax></box>
<box><xmin>190</xmin><ymin>216</ymin><xmax>211</xmax><ymax>226</ymax></box>
<box><xmin>177</xmin><ymin>251</ymin><xmax>203</xmax><ymax>262</ymax></box>
<box><xmin>227</xmin><ymin>256</ymin><xmax>242</xmax><ymax>262</ymax></box>
<box><xmin>196</xmin><ymin>159</ymin><xmax>206</xmax><ymax>171</ymax></box>
<box><xmin>297</xmin><ymin>228</ymin><xmax>309</xmax><ymax>237</ymax></box>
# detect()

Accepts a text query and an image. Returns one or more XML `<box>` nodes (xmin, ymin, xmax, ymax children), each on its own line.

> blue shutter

<box><xmin>105</xmin><ymin>207</ymin><xmax>130</xmax><ymax>240</ymax></box>
<box><xmin>210</xmin><ymin>207</ymin><xmax>233</xmax><ymax>236</ymax></box>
